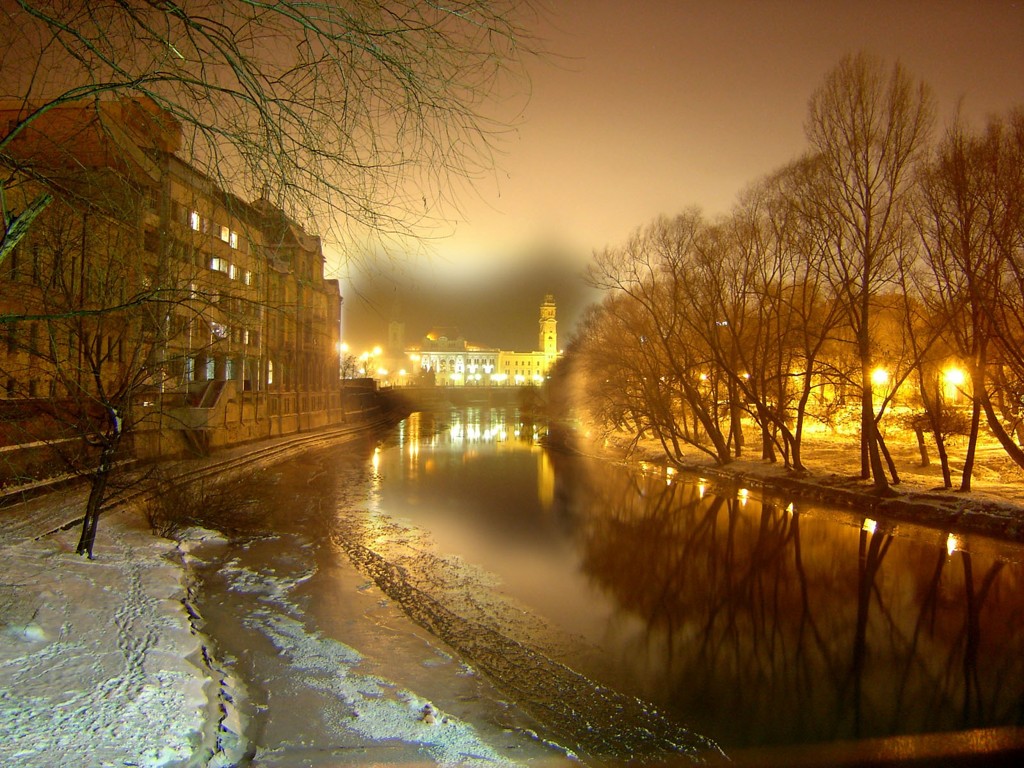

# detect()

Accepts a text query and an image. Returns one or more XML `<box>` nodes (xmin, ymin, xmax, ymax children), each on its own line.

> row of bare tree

<box><xmin>563</xmin><ymin>54</ymin><xmax>1023</xmax><ymax>493</ymax></box>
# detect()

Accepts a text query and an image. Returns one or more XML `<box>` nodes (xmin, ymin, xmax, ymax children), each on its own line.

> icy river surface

<box><xmin>193</xmin><ymin>406</ymin><xmax>1024</xmax><ymax>764</ymax></box>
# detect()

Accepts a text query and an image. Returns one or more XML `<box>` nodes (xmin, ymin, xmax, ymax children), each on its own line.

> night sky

<box><xmin>335</xmin><ymin>0</ymin><xmax>1024</xmax><ymax>354</ymax></box>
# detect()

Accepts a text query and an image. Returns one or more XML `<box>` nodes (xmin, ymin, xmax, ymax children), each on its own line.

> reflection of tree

<box><xmin>570</xmin><ymin>456</ymin><xmax>1024</xmax><ymax>748</ymax></box>
<box><xmin>958</xmin><ymin>553</ymin><xmax>1004</xmax><ymax>722</ymax></box>
<box><xmin>847</xmin><ymin>527</ymin><xmax>893</xmax><ymax>736</ymax></box>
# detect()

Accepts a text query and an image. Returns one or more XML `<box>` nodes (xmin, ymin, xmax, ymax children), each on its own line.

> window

<box><xmin>229</xmin><ymin>263</ymin><xmax>239</xmax><ymax>280</ymax></box>
<box><xmin>229</xmin><ymin>231</ymin><xmax>239</xmax><ymax>249</ymax></box>
<box><xmin>243</xmin><ymin>269</ymin><xmax>252</xmax><ymax>286</ymax></box>
<box><xmin>210</xmin><ymin>257</ymin><xmax>229</xmax><ymax>274</ymax></box>
<box><xmin>219</xmin><ymin>225</ymin><xmax>230</xmax><ymax>243</ymax></box>
<box><xmin>190</xmin><ymin>210</ymin><xmax>201</xmax><ymax>231</ymax></box>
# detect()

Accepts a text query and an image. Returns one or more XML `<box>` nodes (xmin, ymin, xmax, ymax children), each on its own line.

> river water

<box><xmin>193</xmin><ymin>406</ymin><xmax>1024</xmax><ymax>764</ymax></box>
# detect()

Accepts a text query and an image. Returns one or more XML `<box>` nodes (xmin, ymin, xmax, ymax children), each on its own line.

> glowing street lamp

<box><xmin>943</xmin><ymin>366</ymin><xmax>967</xmax><ymax>403</ymax></box>
<box><xmin>870</xmin><ymin>367</ymin><xmax>890</xmax><ymax>387</ymax></box>
<box><xmin>944</xmin><ymin>367</ymin><xmax>966</xmax><ymax>386</ymax></box>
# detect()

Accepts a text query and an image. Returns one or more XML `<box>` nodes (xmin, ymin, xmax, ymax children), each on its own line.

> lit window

<box><xmin>229</xmin><ymin>231</ymin><xmax>239</xmax><ymax>249</ymax></box>
<box><xmin>229</xmin><ymin>264</ymin><xmax>239</xmax><ymax>280</ymax></box>
<box><xmin>189</xmin><ymin>210</ymin><xmax>200</xmax><ymax>231</ymax></box>
<box><xmin>243</xmin><ymin>270</ymin><xmax>252</xmax><ymax>285</ymax></box>
<box><xmin>220</xmin><ymin>225</ymin><xmax>230</xmax><ymax>243</ymax></box>
<box><xmin>210</xmin><ymin>257</ymin><xmax>229</xmax><ymax>273</ymax></box>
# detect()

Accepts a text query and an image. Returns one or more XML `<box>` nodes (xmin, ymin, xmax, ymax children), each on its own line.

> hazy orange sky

<box><xmin>338</xmin><ymin>0</ymin><xmax>1024</xmax><ymax>353</ymax></box>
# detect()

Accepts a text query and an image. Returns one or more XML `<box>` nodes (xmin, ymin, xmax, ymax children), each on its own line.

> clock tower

<box><xmin>538</xmin><ymin>294</ymin><xmax>557</xmax><ymax>357</ymax></box>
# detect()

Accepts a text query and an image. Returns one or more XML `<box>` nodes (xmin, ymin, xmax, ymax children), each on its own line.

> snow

<box><xmin>607</xmin><ymin>426</ymin><xmax>1024</xmax><ymax>540</ymax></box>
<box><xmin>0</xmin><ymin>504</ymin><xmax>568</xmax><ymax>767</ymax></box>
<box><xmin>0</xmin><ymin>511</ymin><xmax>239</xmax><ymax>768</ymax></box>
<box><xmin>251</xmin><ymin>609</ymin><xmax>525</xmax><ymax>767</ymax></box>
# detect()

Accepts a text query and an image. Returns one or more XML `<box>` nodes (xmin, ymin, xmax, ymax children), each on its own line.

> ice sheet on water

<box><xmin>199</xmin><ymin>521</ymin><xmax>571</xmax><ymax>766</ymax></box>
<box><xmin>220</xmin><ymin>557</ymin><xmax>314</xmax><ymax>602</ymax></box>
<box><xmin>251</xmin><ymin>605</ymin><xmax>526</xmax><ymax>766</ymax></box>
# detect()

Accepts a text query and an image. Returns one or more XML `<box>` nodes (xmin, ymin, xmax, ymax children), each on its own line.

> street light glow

<box><xmin>944</xmin><ymin>367</ymin><xmax>966</xmax><ymax>387</ymax></box>
<box><xmin>871</xmin><ymin>367</ymin><xmax>889</xmax><ymax>387</ymax></box>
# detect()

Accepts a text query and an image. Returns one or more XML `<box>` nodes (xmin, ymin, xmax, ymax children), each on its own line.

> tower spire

<box><xmin>538</xmin><ymin>294</ymin><xmax>557</xmax><ymax>357</ymax></box>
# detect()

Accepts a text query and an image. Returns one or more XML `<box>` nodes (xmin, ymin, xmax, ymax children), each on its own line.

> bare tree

<box><xmin>915</xmin><ymin>109</ymin><xmax>1024</xmax><ymax>484</ymax></box>
<box><xmin>0</xmin><ymin>0</ymin><xmax>538</xmax><ymax>252</ymax></box>
<box><xmin>805</xmin><ymin>53</ymin><xmax>934</xmax><ymax>491</ymax></box>
<box><xmin>587</xmin><ymin>212</ymin><xmax>733</xmax><ymax>465</ymax></box>
<box><xmin>978</xmin><ymin>110</ymin><xmax>1024</xmax><ymax>466</ymax></box>
<box><xmin>690</xmin><ymin>159</ymin><xmax>848</xmax><ymax>472</ymax></box>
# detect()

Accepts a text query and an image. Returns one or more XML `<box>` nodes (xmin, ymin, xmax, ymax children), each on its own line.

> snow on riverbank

<box><xmin>0</xmin><ymin>512</ymin><xmax>244</xmax><ymax>768</ymax></box>
<box><xmin>0</xmin><ymin>506</ymin><xmax>571</xmax><ymax>767</ymax></box>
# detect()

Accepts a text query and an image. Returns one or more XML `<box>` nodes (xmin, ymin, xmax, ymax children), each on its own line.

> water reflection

<box><xmin>557</xmin><ymin>452</ymin><xmax>1024</xmax><ymax>749</ymax></box>
<box><xmin>364</xmin><ymin>409</ymin><xmax>1024</xmax><ymax>752</ymax></box>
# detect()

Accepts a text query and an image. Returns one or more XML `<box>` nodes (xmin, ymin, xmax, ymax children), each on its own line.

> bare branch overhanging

<box><xmin>1</xmin><ymin>0</ymin><xmax>539</xmax><ymax>253</ymax></box>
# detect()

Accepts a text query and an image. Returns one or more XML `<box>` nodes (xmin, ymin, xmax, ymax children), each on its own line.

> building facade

<box><xmin>407</xmin><ymin>295</ymin><xmax>560</xmax><ymax>387</ymax></box>
<box><xmin>1</xmin><ymin>97</ymin><xmax>344</xmax><ymax>481</ymax></box>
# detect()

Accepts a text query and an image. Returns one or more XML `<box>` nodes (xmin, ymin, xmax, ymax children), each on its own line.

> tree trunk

<box><xmin>960</xmin><ymin>398</ymin><xmax>982</xmax><ymax>492</ymax></box>
<box><xmin>935</xmin><ymin>430</ymin><xmax>953</xmax><ymax>490</ymax></box>
<box><xmin>913</xmin><ymin>422</ymin><xmax>930</xmax><ymax>466</ymax></box>
<box><xmin>861</xmin><ymin>375</ymin><xmax>889</xmax><ymax>490</ymax></box>
<box><xmin>76</xmin><ymin>454</ymin><xmax>112</xmax><ymax>558</ymax></box>
<box><xmin>76</xmin><ymin>407</ymin><xmax>122</xmax><ymax>558</ymax></box>
<box><xmin>980</xmin><ymin>390</ymin><xmax>1024</xmax><ymax>470</ymax></box>
<box><xmin>877</xmin><ymin>431</ymin><xmax>900</xmax><ymax>485</ymax></box>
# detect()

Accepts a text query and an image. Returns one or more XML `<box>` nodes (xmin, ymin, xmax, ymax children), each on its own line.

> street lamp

<box><xmin>942</xmin><ymin>366</ymin><xmax>967</xmax><ymax>403</ymax></box>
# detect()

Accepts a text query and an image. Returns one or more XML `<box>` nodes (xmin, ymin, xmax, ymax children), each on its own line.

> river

<box><xmin>192</xmin><ymin>405</ymin><xmax>1024</xmax><ymax>765</ymax></box>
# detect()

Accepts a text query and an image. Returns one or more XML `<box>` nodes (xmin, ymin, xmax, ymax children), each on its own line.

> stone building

<box><xmin>407</xmin><ymin>295</ymin><xmax>560</xmax><ymax>386</ymax></box>
<box><xmin>0</xmin><ymin>97</ymin><xmax>343</xmax><ymax>484</ymax></box>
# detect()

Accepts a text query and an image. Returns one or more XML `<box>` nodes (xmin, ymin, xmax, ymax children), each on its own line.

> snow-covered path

<box><xmin>0</xmin><ymin>512</ymin><xmax>241</xmax><ymax>767</ymax></box>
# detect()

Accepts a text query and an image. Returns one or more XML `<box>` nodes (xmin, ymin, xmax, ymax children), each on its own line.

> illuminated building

<box><xmin>408</xmin><ymin>295</ymin><xmax>560</xmax><ymax>386</ymax></box>
<box><xmin>0</xmin><ymin>97</ymin><xmax>343</xmax><ymax>468</ymax></box>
